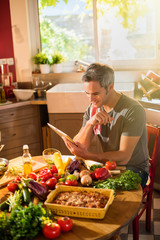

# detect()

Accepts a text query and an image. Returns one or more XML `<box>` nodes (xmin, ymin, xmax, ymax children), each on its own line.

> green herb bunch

<box><xmin>93</xmin><ymin>170</ymin><xmax>142</xmax><ymax>193</ymax></box>
<box><xmin>0</xmin><ymin>202</ymin><xmax>52</xmax><ymax>240</ymax></box>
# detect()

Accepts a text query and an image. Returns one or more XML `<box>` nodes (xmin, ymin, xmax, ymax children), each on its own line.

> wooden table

<box><xmin>0</xmin><ymin>156</ymin><xmax>143</xmax><ymax>240</ymax></box>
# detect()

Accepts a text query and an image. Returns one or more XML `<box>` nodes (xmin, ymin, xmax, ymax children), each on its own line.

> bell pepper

<box><xmin>95</xmin><ymin>167</ymin><xmax>111</xmax><ymax>180</ymax></box>
<box><xmin>53</xmin><ymin>152</ymin><xmax>64</xmax><ymax>175</ymax></box>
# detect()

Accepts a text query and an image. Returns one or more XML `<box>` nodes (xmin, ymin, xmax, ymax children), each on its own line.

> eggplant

<box><xmin>28</xmin><ymin>180</ymin><xmax>48</xmax><ymax>201</ymax></box>
<box><xmin>67</xmin><ymin>158</ymin><xmax>80</xmax><ymax>173</ymax></box>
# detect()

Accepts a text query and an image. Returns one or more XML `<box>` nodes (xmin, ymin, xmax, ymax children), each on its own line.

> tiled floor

<box><xmin>120</xmin><ymin>189</ymin><xmax>160</xmax><ymax>240</ymax></box>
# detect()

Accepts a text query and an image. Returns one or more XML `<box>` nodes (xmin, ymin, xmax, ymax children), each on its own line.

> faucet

<box><xmin>74</xmin><ymin>60</ymin><xmax>90</xmax><ymax>72</ymax></box>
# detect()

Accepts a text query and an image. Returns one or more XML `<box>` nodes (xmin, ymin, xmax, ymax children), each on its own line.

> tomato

<box><xmin>64</xmin><ymin>179</ymin><xmax>72</xmax><ymax>186</ymax></box>
<box><xmin>39</xmin><ymin>180</ymin><xmax>48</xmax><ymax>189</ymax></box>
<box><xmin>71</xmin><ymin>179</ymin><xmax>78</xmax><ymax>186</ymax></box>
<box><xmin>27</xmin><ymin>172</ymin><xmax>37</xmax><ymax>181</ymax></box>
<box><xmin>38</xmin><ymin>168</ymin><xmax>52</xmax><ymax>181</ymax></box>
<box><xmin>65</xmin><ymin>179</ymin><xmax>78</xmax><ymax>186</ymax></box>
<box><xmin>7</xmin><ymin>181</ymin><xmax>18</xmax><ymax>193</ymax></box>
<box><xmin>52</xmin><ymin>173</ymin><xmax>62</xmax><ymax>181</ymax></box>
<box><xmin>95</xmin><ymin>167</ymin><xmax>111</xmax><ymax>180</ymax></box>
<box><xmin>50</xmin><ymin>165</ymin><xmax>58</xmax><ymax>174</ymax></box>
<box><xmin>13</xmin><ymin>176</ymin><xmax>22</xmax><ymax>183</ymax></box>
<box><xmin>105</xmin><ymin>160</ymin><xmax>117</xmax><ymax>170</ymax></box>
<box><xmin>57</xmin><ymin>216</ymin><xmax>73</xmax><ymax>232</ymax></box>
<box><xmin>46</xmin><ymin>177</ymin><xmax>57</xmax><ymax>190</ymax></box>
<box><xmin>42</xmin><ymin>223</ymin><xmax>61</xmax><ymax>239</ymax></box>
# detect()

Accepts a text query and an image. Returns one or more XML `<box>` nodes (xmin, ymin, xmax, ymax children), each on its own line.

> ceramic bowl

<box><xmin>13</xmin><ymin>89</ymin><xmax>35</xmax><ymax>101</ymax></box>
<box><xmin>0</xmin><ymin>158</ymin><xmax>9</xmax><ymax>175</ymax></box>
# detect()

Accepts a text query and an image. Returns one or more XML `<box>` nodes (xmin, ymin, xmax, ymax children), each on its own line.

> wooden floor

<box><xmin>120</xmin><ymin>189</ymin><xmax>160</xmax><ymax>240</ymax></box>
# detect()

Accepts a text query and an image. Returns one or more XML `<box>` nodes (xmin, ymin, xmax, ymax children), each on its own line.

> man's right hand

<box><xmin>88</xmin><ymin>109</ymin><xmax>113</xmax><ymax>126</ymax></box>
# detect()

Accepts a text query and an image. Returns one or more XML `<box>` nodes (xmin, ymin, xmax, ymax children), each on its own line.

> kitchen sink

<box><xmin>46</xmin><ymin>83</ymin><xmax>90</xmax><ymax>113</ymax></box>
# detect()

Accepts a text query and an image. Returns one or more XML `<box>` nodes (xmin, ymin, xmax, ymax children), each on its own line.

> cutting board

<box><xmin>0</xmin><ymin>156</ymin><xmax>47</xmax><ymax>188</ymax></box>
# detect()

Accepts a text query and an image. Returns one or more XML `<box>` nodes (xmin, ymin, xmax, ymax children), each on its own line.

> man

<box><xmin>63</xmin><ymin>63</ymin><xmax>149</xmax><ymax>188</ymax></box>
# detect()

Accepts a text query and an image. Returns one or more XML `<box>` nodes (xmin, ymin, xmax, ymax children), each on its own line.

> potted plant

<box><xmin>51</xmin><ymin>52</ymin><xmax>64</xmax><ymax>73</ymax></box>
<box><xmin>33</xmin><ymin>52</ymin><xmax>50</xmax><ymax>74</ymax></box>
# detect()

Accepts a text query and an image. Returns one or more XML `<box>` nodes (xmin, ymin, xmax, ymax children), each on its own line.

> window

<box><xmin>36</xmin><ymin>0</ymin><xmax>160</xmax><ymax>70</ymax></box>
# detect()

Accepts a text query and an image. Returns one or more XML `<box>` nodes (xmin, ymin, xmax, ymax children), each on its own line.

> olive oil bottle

<box><xmin>22</xmin><ymin>145</ymin><xmax>32</xmax><ymax>176</ymax></box>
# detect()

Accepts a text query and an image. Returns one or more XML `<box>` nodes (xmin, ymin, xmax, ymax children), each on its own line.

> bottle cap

<box><xmin>23</xmin><ymin>144</ymin><xmax>29</xmax><ymax>150</ymax></box>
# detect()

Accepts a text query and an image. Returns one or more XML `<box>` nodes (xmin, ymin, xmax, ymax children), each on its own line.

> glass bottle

<box><xmin>0</xmin><ymin>84</ymin><xmax>6</xmax><ymax>103</ymax></box>
<box><xmin>22</xmin><ymin>145</ymin><xmax>33</xmax><ymax>176</ymax></box>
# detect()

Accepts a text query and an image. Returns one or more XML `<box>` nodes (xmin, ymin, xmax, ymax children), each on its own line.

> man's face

<box><xmin>84</xmin><ymin>81</ymin><xmax>109</xmax><ymax>108</ymax></box>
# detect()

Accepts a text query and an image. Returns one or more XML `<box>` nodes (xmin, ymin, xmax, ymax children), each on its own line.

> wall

<box><xmin>0</xmin><ymin>0</ymin><xmax>16</xmax><ymax>82</ymax></box>
<box><xmin>9</xmin><ymin>0</ymin><xmax>33</xmax><ymax>83</ymax></box>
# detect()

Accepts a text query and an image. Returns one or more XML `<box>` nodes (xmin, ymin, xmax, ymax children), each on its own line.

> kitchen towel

<box><xmin>90</xmin><ymin>105</ymin><xmax>102</xmax><ymax>135</ymax></box>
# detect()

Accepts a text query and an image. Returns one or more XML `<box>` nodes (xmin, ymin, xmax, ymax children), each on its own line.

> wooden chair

<box><xmin>132</xmin><ymin>124</ymin><xmax>160</xmax><ymax>240</ymax></box>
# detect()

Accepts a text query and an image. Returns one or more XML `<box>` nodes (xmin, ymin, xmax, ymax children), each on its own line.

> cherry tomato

<box><xmin>46</xmin><ymin>177</ymin><xmax>57</xmax><ymax>190</ymax></box>
<box><xmin>105</xmin><ymin>160</ymin><xmax>117</xmax><ymax>170</ymax></box>
<box><xmin>7</xmin><ymin>181</ymin><xmax>18</xmax><ymax>193</ymax></box>
<box><xmin>39</xmin><ymin>180</ymin><xmax>48</xmax><ymax>189</ymax></box>
<box><xmin>57</xmin><ymin>216</ymin><xmax>73</xmax><ymax>232</ymax></box>
<box><xmin>64</xmin><ymin>179</ymin><xmax>72</xmax><ymax>186</ymax></box>
<box><xmin>27</xmin><ymin>172</ymin><xmax>37</xmax><ymax>181</ymax></box>
<box><xmin>52</xmin><ymin>173</ymin><xmax>62</xmax><ymax>181</ymax></box>
<box><xmin>42</xmin><ymin>223</ymin><xmax>61</xmax><ymax>239</ymax></box>
<box><xmin>13</xmin><ymin>176</ymin><xmax>22</xmax><ymax>183</ymax></box>
<box><xmin>65</xmin><ymin>179</ymin><xmax>78</xmax><ymax>186</ymax></box>
<box><xmin>38</xmin><ymin>168</ymin><xmax>52</xmax><ymax>181</ymax></box>
<box><xmin>95</xmin><ymin>167</ymin><xmax>111</xmax><ymax>180</ymax></box>
<box><xmin>71</xmin><ymin>179</ymin><xmax>78</xmax><ymax>186</ymax></box>
<box><xmin>50</xmin><ymin>165</ymin><xmax>58</xmax><ymax>174</ymax></box>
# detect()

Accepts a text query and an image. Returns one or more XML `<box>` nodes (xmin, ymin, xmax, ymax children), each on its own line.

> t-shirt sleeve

<box><xmin>122</xmin><ymin>105</ymin><xmax>146</xmax><ymax>137</ymax></box>
<box><xmin>82</xmin><ymin>105</ymin><xmax>91</xmax><ymax>127</ymax></box>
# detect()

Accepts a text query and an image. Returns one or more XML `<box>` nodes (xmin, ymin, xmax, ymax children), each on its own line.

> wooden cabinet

<box><xmin>0</xmin><ymin>105</ymin><xmax>42</xmax><ymax>160</ymax></box>
<box><xmin>49</xmin><ymin>113</ymin><xmax>102</xmax><ymax>155</ymax></box>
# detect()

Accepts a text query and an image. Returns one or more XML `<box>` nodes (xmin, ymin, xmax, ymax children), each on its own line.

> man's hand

<box><xmin>62</xmin><ymin>137</ymin><xmax>89</xmax><ymax>159</ymax></box>
<box><xmin>88</xmin><ymin>109</ymin><xmax>113</xmax><ymax>126</ymax></box>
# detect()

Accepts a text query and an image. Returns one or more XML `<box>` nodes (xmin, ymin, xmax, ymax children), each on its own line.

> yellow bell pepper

<box><xmin>63</xmin><ymin>157</ymin><xmax>72</xmax><ymax>171</ymax></box>
<box><xmin>53</xmin><ymin>152</ymin><xmax>64</xmax><ymax>175</ymax></box>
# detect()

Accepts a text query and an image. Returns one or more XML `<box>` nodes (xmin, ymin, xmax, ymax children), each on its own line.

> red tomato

<box><xmin>46</xmin><ymin>177</ymin><xmax>57</xmax><ymax>190</ymax></box>
<box><xmin>39</xmin><ymin>181</ymin><xmax>48</xmax><ymax>189</ymax></box>
<box><xmin>65</xmin><ymin>179</ymin><xmax>78</xmax><ymax>186</ymax></box>
<box><xmin>13</xmin><ymin>176</ymin><xmax>22</xmax><ymax>183</ymax></box>
<box><xmin>57</xmin><ymin>216</ymin><xmax>73</xmax><ymax>232</ymax></box>
<box><xmin>95</xmin><ymin>167</ymin><xmax>111</xmax><ymax>180</ymax></box>
<box><xmin>7</xmin><ymin>181</ymin><xmax>18</xmax><ymax>193</ymax></box>
<box><xmin>55</xmin><ymin>182</ymin><xmax>65</xmax><ymax>189</ymax></box>
<box><xmin>50</xmin><ymin>165</ymin><xmax>58</xmax><ymax>174</ymax></box>
<box><xmin>42</xmin><ymin>223</ymin><xmax>61</xmax><ymax>239</ymax></box>
<box><xmin>27</xmin><ymin>172</ymin><xmax>37</xmax><ymax>181</ymax></box>
<box><xmin>52</xmin><ymin>173</ymin><xmax>62</xmax><ymax>181</ymax></box>
<box><xmin>38</xmin><ymin>168</ymin><xmax>52</xmax><ymax>181</ymax></box>
<box><xmin>105</xmin><ymin>160</ymin><xmax>117</xmax><ymax>170</ymax></box>
<box><xmin>71</xmin><ymin>179</ymin><xmax>78</xmax><ymax>186</ymax></box>
<box><xmin>64</xmin><ymin>179</ymin><xmax>72</xmax><ymax>186</ymax></box>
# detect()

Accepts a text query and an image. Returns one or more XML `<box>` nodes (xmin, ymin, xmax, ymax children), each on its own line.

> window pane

<box><xmin>98</xmin><ymin>0</ymin><xmax>156</xmax><ymax>61</ymax></box>
<box><xmin>38</xmin><ymin>0</ymin><xmax>95</xmax><ymax>62</ymax></box>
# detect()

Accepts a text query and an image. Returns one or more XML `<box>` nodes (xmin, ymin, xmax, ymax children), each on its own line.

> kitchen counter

<box><xmin>0</xmin><ymin>98</ymin><xmax>47</xmax><ymax>110</ymax></box>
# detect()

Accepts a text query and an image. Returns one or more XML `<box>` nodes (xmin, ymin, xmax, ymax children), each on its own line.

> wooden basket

<box><xmin>44</xmin><ymin>185</ymin><xmax>114</xmax><ymax>219</ymax></box>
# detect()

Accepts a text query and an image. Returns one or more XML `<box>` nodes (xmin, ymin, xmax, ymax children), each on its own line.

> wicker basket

<box><xmin>44</xmin><ymin>185</ymin><xmax>114</xmax><ymax>219</ymax></box>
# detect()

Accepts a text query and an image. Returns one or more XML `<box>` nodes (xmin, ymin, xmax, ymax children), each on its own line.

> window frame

<box><xmin>29</xmin><ymin>0</ymin><xmax>160</xmax><ymax>71</ymax></box>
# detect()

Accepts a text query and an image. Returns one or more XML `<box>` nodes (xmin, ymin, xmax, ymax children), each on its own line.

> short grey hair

<box><xmin>82</xmin><ymin>63</ymin><xmax>114</xmax><ymax>90</ymax></box>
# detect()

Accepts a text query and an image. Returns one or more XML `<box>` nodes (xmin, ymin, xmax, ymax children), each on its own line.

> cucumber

<box><xmin>0</xmin><ymin>200</ymin><xmax>9</xmax><ymax>211</ymax></box>
<box><xmin>22</xmin><ymin>187</ymin><xmax>31</xmax><ymax>204</ymax></box>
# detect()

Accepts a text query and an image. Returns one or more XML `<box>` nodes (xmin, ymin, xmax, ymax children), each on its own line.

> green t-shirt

<box><xmin>83</xmin><ymin>94</ymin><xmax>149</xmax><ymax>173</ymax></box>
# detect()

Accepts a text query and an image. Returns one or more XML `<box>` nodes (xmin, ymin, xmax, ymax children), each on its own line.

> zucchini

<box><xmin>0</xmin><ymin>200</ymin><xmax>9</xmax><ymax>211</ymax></box>
<box><xmin>22</xmin><ymin>187</ymin><xmax>31</xmax><ymax>204</ymax></box>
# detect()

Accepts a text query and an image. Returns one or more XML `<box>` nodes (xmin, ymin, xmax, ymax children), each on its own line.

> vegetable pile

<box><xmin>92</xmin><ymin>170</ymin><xmax>142</xmax><ymax>192</ymax></box>
<box><xmin>0</xmin><ymin>202</ymin><xmax>52</xmax><ymax>240</ymax></box>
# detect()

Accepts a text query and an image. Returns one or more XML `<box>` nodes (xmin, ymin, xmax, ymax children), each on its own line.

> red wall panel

<box><xmin>0</xmin><ymin>0</ymin><xmax>16</xmax><ymax>82</ymax></box>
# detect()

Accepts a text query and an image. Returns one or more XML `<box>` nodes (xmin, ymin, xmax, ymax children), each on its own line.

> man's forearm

<box><xmin>73</xmin><ymin>122</ymin><xmax>94</xmax><ymax>148</ymax></box>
